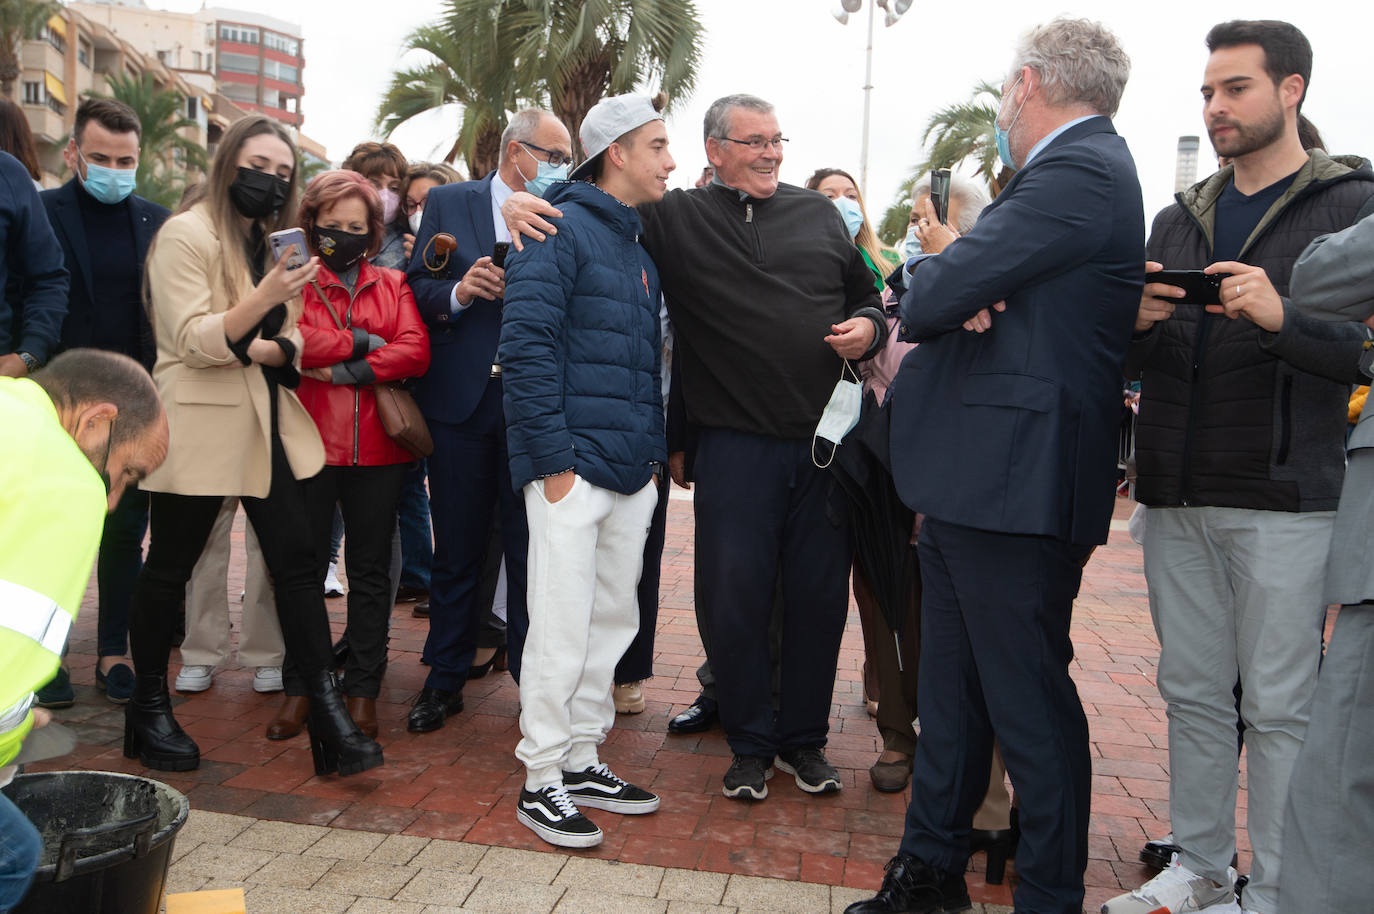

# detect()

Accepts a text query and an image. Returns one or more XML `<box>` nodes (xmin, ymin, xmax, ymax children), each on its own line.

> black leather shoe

<box><xmin>968</xmin><ymin>827</ymin><xmax>1018</xmax><ymax>885</ymax></box>
<box><xmin>668</xmin><ymin>695</ymin><xmax>718</xmax><ymax>734</ymax></box>
<box><xmin>843</xmin><ymin>854</ymin><xmax>970</xmax><ymax>914</ymax></box>
<box><xmin>304</xmin><ymin>671</ymin><xmax>383</xmax><ymax>777</ymax></box>
<box><xmin>332</xmin><ymin>636</ymin><xmax>350</xmax><ymax>670</ymax></box>
<box><xmin>124</xmin><ymin>672</ymin><xmax>200</xmax><ymax>771</ymax></box>
<box><xmin>407</xmin><ymin>687</ymin><xmax>464</xmax><ymax>732</ymax></box>
<box><xmin>395</xmin><ymin>585</ymin><xmax>429</xmax><ymax>604</ymax></box>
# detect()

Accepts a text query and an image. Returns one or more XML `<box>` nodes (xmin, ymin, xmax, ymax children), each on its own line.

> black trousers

<box><xmin>97</xmin><ymin>486</ymin><xmax>148</xmax><ymax>658</ymax></box>
<box><xmin>283</xmin><ymin>462</ymin><xmax>408</xmax><ymax>698</ymax></box>
<box><xmin>898</xmin><ymin>518</ymin><xmax>1092</xmax><ymax>914</ymax></box>
<box><xmin>615</xmin><ymin>470</ymin><xmax>669</xmax><ymax>684</ymax></box>
<box><xmin>129</xmin><ymin>438</ymin><xmax>332</xmax><ymax>681</ymax></box>
<box><xmin>693</xmin><ymin>427</ymin><xmax>852</xmax><ymax>758</ymax></box>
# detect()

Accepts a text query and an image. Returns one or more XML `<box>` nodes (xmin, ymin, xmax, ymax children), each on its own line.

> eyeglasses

<box><xmin>520</xmin><ymin>141</ymin><xmax>574</xmax><ymax>168</ymax></box>
<box><xmin>717</xmin><ymin>135</ymin><xmax>789</xmax><ymax>152</ymax></box>
<box><xmin>404</xmin><ymin>198</ymin><xmax>424</xmax><ymax>215</ymax></box>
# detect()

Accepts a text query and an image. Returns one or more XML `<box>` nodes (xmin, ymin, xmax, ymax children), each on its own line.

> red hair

<box><xmin>299</xmin><ymin>170</ymin><xmax>384</xmax><ymax>258</ymax></box>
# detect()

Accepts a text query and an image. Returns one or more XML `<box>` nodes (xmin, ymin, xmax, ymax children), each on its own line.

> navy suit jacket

<box><xmin>406</xmin><ymin>172</ymin><xmax>503</xmax><ymax>425</ymax></box>
<box><xmin>888</xmin><ymin>117</ymin><xmax>1145</xmax><ymax>545</ymax></box>
<box><xmin>42</xmin><ymin>179</ymin><xmax>168</xmax><ymax>369</ymax></box>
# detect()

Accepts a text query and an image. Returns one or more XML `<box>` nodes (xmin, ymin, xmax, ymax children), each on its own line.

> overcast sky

<box><xmin>158</xmin><ymin>0</ymin><xmax>1374</xmax><ymax>223</ymax></box>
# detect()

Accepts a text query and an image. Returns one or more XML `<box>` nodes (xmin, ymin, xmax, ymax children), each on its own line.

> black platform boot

<box><xmin>123</xmin><ymin>672</ymin><xmax>200</xmax><ymax>771</ymax></box>
<box><xmin>304</xmin><ymin>670</ymin><xmax>383</xmax><ymax>777</ymax></box>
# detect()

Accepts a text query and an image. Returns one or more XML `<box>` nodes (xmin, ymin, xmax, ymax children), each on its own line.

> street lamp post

<box><xmin>832</xmin><ymin>0</ymin><xmax>911</xmax><ymax>199</ymax></box>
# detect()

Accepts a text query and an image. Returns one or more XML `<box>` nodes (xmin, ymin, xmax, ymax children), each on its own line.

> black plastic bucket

<box><xmin>2</xmin><ymin>770</ymin><xmax>190</xmax><ymax>914</ymax></box>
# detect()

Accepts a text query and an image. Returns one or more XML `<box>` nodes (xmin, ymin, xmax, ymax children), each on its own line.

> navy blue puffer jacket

<box><xmin>499</xmin><ymin>180</ymin><xmax>666</xmax><ymax>494</ymax></box>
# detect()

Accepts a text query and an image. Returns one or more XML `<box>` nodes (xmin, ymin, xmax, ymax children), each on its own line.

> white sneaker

<box><xmin>1101</xmin><ymin>854</ymin><xmax>1240</xmax><ymax>913</ymax></box>
<box><xmin>253</xmin><ymin>666</ymin><xmax>283</xmax><ymax>693</ymax></box>
<box><xmin>324</xmin><ymin>562</ymin><xmax>345</xmax><ymax>597</ymax></box>
<box><xmin>175</xmin><ymin>664</ymin><xmax>214</xmax><ymax>692</ymax></box>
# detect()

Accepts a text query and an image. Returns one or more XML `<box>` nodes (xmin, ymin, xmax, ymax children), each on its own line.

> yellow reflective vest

<box><xmin>0</xmin><ymin>377</ymin><xmax>106</xmax><ymax>766</ymax></box>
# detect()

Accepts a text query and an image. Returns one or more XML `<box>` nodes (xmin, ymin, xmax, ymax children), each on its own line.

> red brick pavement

<box><xmin>39</xmin><ymin>494</ymin><xmax>1239</xmax><ymax>910</ymax></box>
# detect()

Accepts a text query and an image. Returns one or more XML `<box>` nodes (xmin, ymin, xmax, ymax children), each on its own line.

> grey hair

<box><xmin>500</xmin><ymin>108</ymin><xmax>556</xmax><ymax>162</ymax></box>
<box><xmin>910</xmin><ymin>173</ymin><xmax>990</xmax><ymax>234</ymax></box>
<box><xmin>1010</xmin><ymin>18</ymin><xmax>1130</xmax><ymax>117</ymax></box>
<box><xmin>703</xmin><ymin>94</ymin><xmax>774</xmax><ymax>144</ymax></box>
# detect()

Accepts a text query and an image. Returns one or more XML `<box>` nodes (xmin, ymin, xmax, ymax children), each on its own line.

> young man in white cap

<box><xmin>497</xmin><ymin>93</ymin><xmax>674</xmax><ymax>848</ymax></box>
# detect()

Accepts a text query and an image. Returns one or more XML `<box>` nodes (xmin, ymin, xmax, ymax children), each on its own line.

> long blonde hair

<box><xmin>804</xmin><ymin>167</ymin><xmax>893</xmax><ymax>272</ymax></box>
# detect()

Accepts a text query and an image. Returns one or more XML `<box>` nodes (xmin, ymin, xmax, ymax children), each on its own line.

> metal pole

<box><xmin>859</xmin><ymin>0</ymin><xmax>874</xmax><ymax>199</ymax></box>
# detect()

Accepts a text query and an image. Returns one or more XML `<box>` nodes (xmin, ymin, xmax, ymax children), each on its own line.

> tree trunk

<box><xmin>551</xmin><ymin>54</ymin><xmax>610</xmax><ymax>164</ymax></box>
<box><xmin>457</xmin><ymin>124</ymin><xmax>501</xmax><ymax>180</ymax></box>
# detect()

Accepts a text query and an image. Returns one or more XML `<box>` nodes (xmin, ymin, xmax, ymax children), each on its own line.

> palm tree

<box><xmin>878</xmin><ymin>81</ymin><xmax>1014</xmax><ymax>244</ymax></box>
<box><xmin>375</xmin><ymin>18</ymin><xmax>541</xmax><ymax>177</ymax></box>
<box><xmin>0</xmin><ymin>0</ymin><xmax>60</xmax><ymax>96</ymax></box>
<box><xmin>378</xmin><ymin>0</ymin><xmax>705</xmax><ymax>175</ymax></box>
<box><xmin>90</xmin><ymin>72</ymin><xmax>208</xmax><ymax>209</ymax></box>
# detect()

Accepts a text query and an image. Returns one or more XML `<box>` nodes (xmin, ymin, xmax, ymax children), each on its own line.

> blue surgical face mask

<box><xmin>79</xmin><ymin>151</ymin><xmax>137</xmax><ymax>204</ymax></box>
<box><xmin>517</xmin><ymin>146</ymin><xmax>569</xmax><ymax>198</ymax></box>
<box><xmin>833</xmin><ymin>196</ymin><xmax>864</xmax><ymax>238</ymax></box>
<box><xmin>994</xmin><ymin>75</ymin><xmax>1027</xmax><ymax>171</ymax></box>
<box><xmin>902</xmin><ymin>225</ymin><xmax>923</xmax><ymax>259</ymax></box>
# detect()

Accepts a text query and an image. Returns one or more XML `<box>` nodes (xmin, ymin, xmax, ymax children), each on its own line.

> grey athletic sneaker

<box><xmin>1100</xmin><ymin>854</ymin><xmax>1240</xmax><ymax>913</ymax></box>
<box><xmin>776</xmin><ymin>746</ymin><xmax>842</xmax><ymax>794</ymax></box>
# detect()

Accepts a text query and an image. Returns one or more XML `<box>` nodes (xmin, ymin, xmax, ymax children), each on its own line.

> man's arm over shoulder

<box><xmin>1291</xmin><ymin>210</ymin><xmax>1374</xmax><ymax>323</ymax></box>
<box><xmin>496</xmin><ymin>226</ymin><xmax>579</xmax><ymax>478</ymax></box>
<box><xmin>900</xmin><ymin>141</ymin><xmax>1124</xmax><ymax>341</ymax></box>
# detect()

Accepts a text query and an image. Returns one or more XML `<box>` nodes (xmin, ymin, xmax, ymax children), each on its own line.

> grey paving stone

<box><xmin>460</xmin><ymin>876</ymin><xmax>564</xmax><ymax>914</ymax></box>
<box><xmin>393</xmin><ymin>869</ymin><xmax>480</xmax><ymax>906</ymax></box>
<box><xmin>305</xmin><ymin>827</ymin><xmax>389</xmax><ymax>861</ymax></box>
<box><xmin>230</xmin><ymin>818</ymin><xmax>331</xmax><ymax>854</ymax></box>
<box><xmin>419</xmin><ymin>907</ymin><xmax>483</xmax><ymax>914</ymax></box>
<box><xmin>161</xmin><ymin>869</ymin><xmax>209</xmax><ymax>897</ymax></box>
<box><xmin>830</xmin><ymin>886</ymin><xmax>871</xmax><ymax>913</ymax></box>
<box><xmin>244</xmin><ymin>884</ymin><xmax>357</xmax><ymax>914</ymax></box>
<box><xmin>168</xmin><ymin>839</ymin><xmax>200</xmax><ymax>865</ymax></box>
<box><xmin>553</xmin><ymin>888</ymin><xmax>667</xmax><ymax>914</ymax></box>
<box><xmin>245</xmin><ymin>853</ymin><xmax>335</xmax><ymax>889</ymax></box>
<box><xmin>665</xmin><ymin>903</ymin><xmax>738</xmax><ymax>914</ymax></box>
<box><xmin>175</xmin><ymin>843</ymin><xmax>277</xmax><ymax>881</ymax></box>
<box><xmin>980</xmin><ymin>906</ymin><xmax>1015</xmax><ymax>913</ymax></box>
<box><xmin>721</xmin><ymin>874</ymin><xmax>829</xmax><ymax>913</ymax></box>
<box><xmin>178</xmin><ymin>810</ymin><xmax>256</xmax><ymax>846</ymax></box>
<box><xmin>471</xmin><ymin>846</ymin><xmax>567</xmax><ymax>885</ymax></box>
<box><xmin>553</xmin><ymin>857</ymin><xmax>664</xmax><ymax>898</ymax></box>
<box><xmin>409</xmin><ymin>838</ymin><xmax>489</xmax><ymax>873</ymax></box>
<box><xmin>657</xmin><ymin>869</ymin><xmax>728</xmax><ymax>905</ymax></box>
<box><xmin>314</xmin><ymin>859</ymin><xmax>420</xmax><ymax>899</ymax></box>
<box><xmin>344</xmin><ymin>898</ymin><xmax>427</xmax><ymax>914</ymax></box>
<box><xmin>372</xmin><ymin>834</ymin><xmax>432</xmax><ymax>866</ymax></box>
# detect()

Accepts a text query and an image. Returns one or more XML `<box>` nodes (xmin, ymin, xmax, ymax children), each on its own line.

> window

<box><xmin>219</xmin><ymin>24</ymin><xmax>258</xmax><ymax>44</ymax></box>
<box><xmin>46</xmin><ymin>95</ymin><xmax>65</xmax><ymax>116</ymax></box>
<box><xmin>42</xmin><ymin>25</ymin><xmax>66</xmax><ymax>54</ymax></box>
<box><xmin>192</xmin><ymin>50</ymin><xmax>202</xmax><ymax>69</ymax></box>
<box><xmin>261</xmin><ymin>59</ymin><xmax>298</xmax><ymax>84</ymax></box>
<box><xmin>23</xmin><ymin>82</ymin><xmax>41</xmax><ymax>105</ymax></box>
<box><xmin>206</xmin><ymin>52</ymin><xmax>212</xmax><ymax>71</ymax></box>
<box><xmin>187</xmin><ymin>96</ymin><xmax>198</xmax><ymax>119</ymax></box>
<box><xmin>78</xmin><ymin>39</ymin><xmax>91</xmax><ymax>67</ymax></box>
<box><xmin>221</xmin><ymin>82</ymin><xmax>256</xmax><ymax>104</ymax></box>
<box><xmin>218</xmin><ymin>52</ymin><xmax>259</xmax><ymax>75</ymax></box>
<box><xmin>262</xmin><ymin>32</ymin><xmax>298</xmax><ymax>56</ymax></box>
<box><xmin>156</xmin><ymin>49</ymin><xmax>169</xmax><ymax>63</ymax></box>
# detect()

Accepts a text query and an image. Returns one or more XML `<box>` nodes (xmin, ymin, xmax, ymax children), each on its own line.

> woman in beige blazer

<box><xmin>125</xmin><ymin>116</ymin><xmax>382</xmax><ymax>779</ymax></box>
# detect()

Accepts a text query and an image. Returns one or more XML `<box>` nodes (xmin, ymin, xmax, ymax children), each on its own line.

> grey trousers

<box><xmin>1143</xmin><ymin>506</ymin><xmax>1333</xmax><ymax>914</ymax></box>
<box><xmin>1278</xmin><ymin>603</ymin><xmax>1374</xmax><ymax>913</ymax></box>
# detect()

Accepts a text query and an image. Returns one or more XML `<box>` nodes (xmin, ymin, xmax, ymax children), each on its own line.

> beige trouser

<box><xmin>178</xmin><ymin>497</ymin><xmax>284</xmax><ymax>668</ymax></box>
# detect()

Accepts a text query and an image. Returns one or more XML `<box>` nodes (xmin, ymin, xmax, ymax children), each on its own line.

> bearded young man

<box><xmin>1103</xmin><ymin>19</ymin><xmax>1374</xmax><ymax>914</ymax></box>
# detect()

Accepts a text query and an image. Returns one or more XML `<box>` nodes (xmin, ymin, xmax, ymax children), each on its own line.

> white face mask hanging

<box><xmin>812</xmin><ymin>359</ymin><xmax>863</xmax><ymax>469</ymax></box>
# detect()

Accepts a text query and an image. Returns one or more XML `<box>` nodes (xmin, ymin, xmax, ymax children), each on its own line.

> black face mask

<box><xmin>312</xmin><ymin>227</ymin><xmax>371</xmax><ymax>273</ymax></box>
<box><xmin>229</xmin><ymin>166</ymin><xmax>291</xmax><ymax>219</ymax></box>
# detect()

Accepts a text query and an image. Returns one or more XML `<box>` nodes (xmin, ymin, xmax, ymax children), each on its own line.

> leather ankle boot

<box><xmin>266</xmin><ymin>694</ymin><xmax>310</xmax><ymax>740</ymax></box>
<box><xmin>305</xmin><ymin>671</ymin><xmax>383</xmax><ymax>777</ymax></box>
<box><xmin>346</xmin><ymin>696</ymin><xmax>378</xmax><ymax>739</ymax></box>
<box><xmin>123</xmin><ymin>672</ymin><xmax>199</xmax><ymax>771</ymax></box>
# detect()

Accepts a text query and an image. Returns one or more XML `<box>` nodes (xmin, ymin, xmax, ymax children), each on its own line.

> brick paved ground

<box><xmin>36</xmin><ymin>492</ymin><xmax>1251</xmax><ymax>912</ymax></box>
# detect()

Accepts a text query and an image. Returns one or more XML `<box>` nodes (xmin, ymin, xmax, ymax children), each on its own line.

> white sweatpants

<box><xmin>517</xmin><ymin>475</ymin><xmax>658</xmax><ymax>790</ymax></box>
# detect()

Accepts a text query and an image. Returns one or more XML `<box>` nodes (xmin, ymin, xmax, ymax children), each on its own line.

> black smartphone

<box><xmin>491</xmin><ymin>241</ymin><xmax>510</xmax><ymax>269</ymax></box>
<box><xmin>929</xmin><ymin>168</ymin><xmax>951</xmax><ymax>226</ymax></box>
<box><xmin>1147</xmin><ymin>269</ymin><xmax>1230</xmax><ymax>305</ymax></box>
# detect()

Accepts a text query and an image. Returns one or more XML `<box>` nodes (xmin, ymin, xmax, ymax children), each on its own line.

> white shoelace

<box><xmin>544</xmin><ymin>785</ymin><xmax>580</xmax><ymax>818</ymax></box>
<box><xmin>590</xmin><ymin>763</ymin><xmax>627</xmax><ymax>786</ymax></box>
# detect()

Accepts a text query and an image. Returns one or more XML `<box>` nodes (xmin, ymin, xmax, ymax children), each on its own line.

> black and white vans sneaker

<box><xmin>563</xmin><ymin>763</ymin><xmax>660</xmax><ymax>814</ymax></box>
<box><xmin>516</xmin><ymin>785</ymin><xmax>603</xmax><ymax>848</ymax></box>
<box><xmin>776</xmin><ymin>746</ymin><xmax>841</xmax><ymax>794</ymax></box>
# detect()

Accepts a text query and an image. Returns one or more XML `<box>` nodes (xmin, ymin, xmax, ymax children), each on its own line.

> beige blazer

<box><xmin>141</xmin><ymin>203</ymin><xmax>324</xmax><ymax>497</ymax></box>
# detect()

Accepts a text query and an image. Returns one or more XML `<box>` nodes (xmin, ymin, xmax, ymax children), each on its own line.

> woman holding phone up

<box><xmin>274</xmin><ymin>169</ymin><xmax>429</xmax><ymax>739</ymax></box>
<box><xmin>127</xmin><ymin>116</ymin><xmax>382</xmax><ymax>777</ymax></box>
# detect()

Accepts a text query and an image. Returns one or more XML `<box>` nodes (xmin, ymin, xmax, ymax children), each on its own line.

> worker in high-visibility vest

<box><xmin>0</xmin><ymin>349</ymin><xmax>166</xmax><ymax>910</ymax></box>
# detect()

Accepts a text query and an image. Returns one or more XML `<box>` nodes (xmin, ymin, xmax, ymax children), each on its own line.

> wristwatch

<box><xmin>16</xmin><ymin>352</ymin><xmax>39</xmax><ymax>374</ymax></box>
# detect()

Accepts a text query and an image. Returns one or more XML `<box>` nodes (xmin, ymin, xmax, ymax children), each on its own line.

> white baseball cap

<box><xmin>569</xmin><ymin>94</ymin><xmax>665</xmax><ymax>181</ymax></box>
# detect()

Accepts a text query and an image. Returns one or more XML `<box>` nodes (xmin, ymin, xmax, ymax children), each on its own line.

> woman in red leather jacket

<box><xmin>286</xmin><ymin>169</ymin><xmax>430</xmax><ymax>736</ymax></box>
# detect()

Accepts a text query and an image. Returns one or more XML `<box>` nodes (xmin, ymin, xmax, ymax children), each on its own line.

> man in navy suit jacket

<box><xmin>846</xmin><ymin>19</ymin><xmax>1144</xmax><ymax>914</ymax></box>
<box><xmin>37</xmin><ymin>98</ymin><xmax>168</xmax><ymax>708</ymax></box>
<box><xmin>404</xmin><ymin>109</ymin><xmax>573</xmax><ymax>733</ymax></box>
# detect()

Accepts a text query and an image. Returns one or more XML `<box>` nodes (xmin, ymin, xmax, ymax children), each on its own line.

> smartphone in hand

<box><xmin>492</xmin><ymin>241</ymin><xmax>511</xmax><ymax>269</ymax></box>
<box><xmin>268</xmin><ymin>228</ymin><xmax>309</xmax><ymax>270</ymax></box>
<box><xmin>930</xmin><ymin>169</ymin><xmax>952</xmax><ymax>226</ymax></box>
<box><xmin>1148</xmin><ymin>269</ymin><xmax>1231</xmax><ymax>305</ymax></box>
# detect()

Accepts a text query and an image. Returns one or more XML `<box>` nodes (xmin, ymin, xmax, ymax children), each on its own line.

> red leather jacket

<box><xmin>298</xmin><ymin>260</ymin><xmax>431</xmax><ymax>466</ymax></box>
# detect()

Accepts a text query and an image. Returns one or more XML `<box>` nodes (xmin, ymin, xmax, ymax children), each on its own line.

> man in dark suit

<box><xmin>35</xmin><ymin>98</ymin><xmax>168</xmax><ymax>709</ymax></box>
<box><xmin>404</xmin><ymin>108</ymin><xmax>573</xmax><ymax>732</ymax></box>
<box><xmin>846</xmin><ymin>18</ymin><xmax>1143</xmax><ymax>914</ymax></box>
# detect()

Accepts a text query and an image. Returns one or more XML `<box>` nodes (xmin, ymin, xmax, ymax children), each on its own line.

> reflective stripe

<box><xmin>0</xmin><ymin>579</ymin><xmax>71</xmax><ymax>657</ymax></box>
<box><xmin>0</xmin><ymin>693</ymin><xmax>32</xmax><ymax>735</ymax></box>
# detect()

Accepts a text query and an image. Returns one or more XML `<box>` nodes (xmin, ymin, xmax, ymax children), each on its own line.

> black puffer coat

<box><xmin>1126</xmin><ymin>151</ymin><xmax>1374</xmax><ymax>511</ymax></box>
